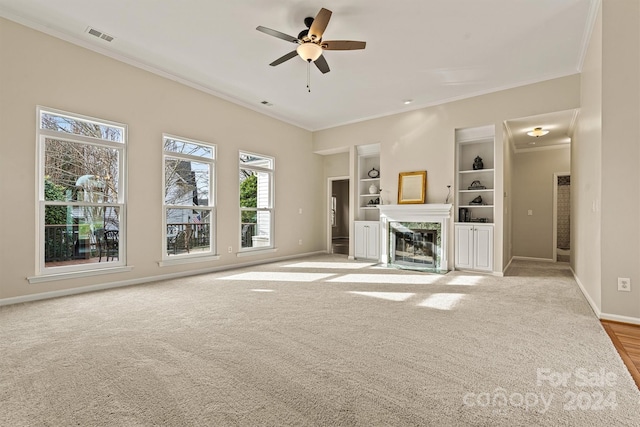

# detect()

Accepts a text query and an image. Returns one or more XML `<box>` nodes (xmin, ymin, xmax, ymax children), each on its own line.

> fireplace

<box><xmin>379</xmin><ymin>204</ymin><xmax>452</xmax><ymax>273</ymax></box>
<box><xmin>389</xmin><ymin>222</ymin><xmax>440</xmax><ymax>268</ymax></box>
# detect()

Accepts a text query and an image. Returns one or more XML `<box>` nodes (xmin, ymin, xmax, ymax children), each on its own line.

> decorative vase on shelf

<box><xmin>369</xmin><ymin>183</ymin><xmax>378</xmax><ymax>194</ymax></box>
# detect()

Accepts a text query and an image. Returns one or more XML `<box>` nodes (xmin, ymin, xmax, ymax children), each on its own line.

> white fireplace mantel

<box><xmin>378</xmin><ymin>204</ymin><xmax>452</xmax><ymax>272</ymax></box>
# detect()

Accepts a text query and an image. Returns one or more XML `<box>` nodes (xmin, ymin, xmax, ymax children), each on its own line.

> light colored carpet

<box><xmin>1</xmin><ymin>255</ymin><xmax>639</xmax><ymax>426</ymax></box>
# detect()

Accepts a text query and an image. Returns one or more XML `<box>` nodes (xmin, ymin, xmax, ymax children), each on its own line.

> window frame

<box><xmin>35</xmin><ymin>106</ymin><xmax>127</xmax><ymax>278</ymax></box>
<box><xmin>162</xmin><ymin>134</ymin><xmax>217</xmax><ymax>264</ymax></box>
<box><xmin>239</xmin><ymin>150</ymin><xmax>275</xmax><ymax>253</ymax></box>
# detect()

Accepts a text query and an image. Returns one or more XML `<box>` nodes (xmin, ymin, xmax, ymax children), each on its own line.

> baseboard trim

<box><xmin>570</xmin><ymin>266</ymin><xmax>602</xmax><ymax>318</ymax></box>
<box><xmin>569</xmin><ymin>268</ymin><xmax>640</xmax><ymax>325</ymax></box>
<box><xmin>503</xmin><ymin>257</ymin><xmax>514</xmax><ymax>274</ymax></box>
<box><xmin>600</xmin><ymin>313</ymin><xmax>640</xmax><ymax>326</ymax></box>
<box><xmin>0</xmin><ymin>251</ymin><xmax>326</xmax><ymax>307</ymax></box>
<box><xmin>512</xmin><ymin>256</ymin><xmax>555</xmax><ymax>262</ymax></box>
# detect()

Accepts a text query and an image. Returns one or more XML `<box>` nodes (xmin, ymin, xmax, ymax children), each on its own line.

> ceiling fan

<box><xmin>256</xmin><ymin>7</ymin><xmax>366</xmax><ymax>75</ymax></box>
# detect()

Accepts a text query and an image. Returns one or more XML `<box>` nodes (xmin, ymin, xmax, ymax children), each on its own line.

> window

<box><xmin>37</xmin><ymin>107</ymin><xmax>126</xmax><ymax>275</ymax></box>
<box><xmin>164</xmin><ymin>135</ymin><xmax>216</xmax><ymax>259</ymax></box>
<box><xmin>239</xmin><ymin>151</ymin><xmax>274</xmax><ymax>251</ymax></box>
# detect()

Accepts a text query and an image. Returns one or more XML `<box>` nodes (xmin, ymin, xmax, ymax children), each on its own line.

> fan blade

<box><xmin>322</xmin><ymin>40</ymin><xmax>366</xmax><ymax>50</ymax></box>
<box><xmin>308</xmin><ymin>8</ymin><xmax>332</xmax><ymax>41</ymax></box>
<box><xmin>256</xmin><ymin>26</ymin><xmax>299</xmax><ymax>44</ymax></box>
<box><xmin>314</xmin><ymin>54</ymin><xmax>330</xmax><ymax>74</ymax></box>
<box><xmin>269</xmin><ymin>50</ymin><xmax>299</xmax><ymax>66</ymax></box>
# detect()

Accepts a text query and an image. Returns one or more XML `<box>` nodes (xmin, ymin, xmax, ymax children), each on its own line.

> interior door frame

<box><xmin>327</xmin><ymin>176</ymin><xmax>350</xmax><ymax>254</ymax></box>
<box><xmin>552</xmin><ymin>172</ymin><xmax>570</xmax><ymax>262</ymax></box>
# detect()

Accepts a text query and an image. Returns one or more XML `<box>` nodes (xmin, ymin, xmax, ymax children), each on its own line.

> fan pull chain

<box><xmin>307</xmin><ymin>59</ymin><xmax>311</xmax><ymax>92</ymax></box>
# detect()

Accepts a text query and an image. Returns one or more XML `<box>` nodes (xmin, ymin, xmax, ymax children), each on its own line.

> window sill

<box><xmin>236</xmin><ymin>248</ymin><xmax>278</xmax><ymax>258</ymax></box>
<box><xmin>158</xmin><ymin>254</ymin><xmax>220</xmax><ymax>267</ymax></box>
<box><xmin>27</xmin><ymin>266</ymin><xmax>134</xmax><ymax>284</ymax></box>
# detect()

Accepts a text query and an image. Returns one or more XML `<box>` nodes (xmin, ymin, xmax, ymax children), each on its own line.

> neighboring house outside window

<box><xmin>239</xmin><ymin>151</ymin><xmax>274</xmax><ymax>251</ymax></box>
<box><xmin>163</xmin><ymin>135</ymin><xmax>216</xmax><ymax>259</ymax></box>
<box><xmin>37</xmin><ymin>107</ymin><xmax>126</xmax><ymax>276</ymax></box>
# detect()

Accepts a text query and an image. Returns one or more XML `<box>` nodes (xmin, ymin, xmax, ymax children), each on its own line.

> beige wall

<box><xmin>0</xmin><ymin>18</ymin><xmax>324</xmax><ymax>301</ymax></box>
<box><xmin>511</xmin><ymin>147</ymin><xmax>571</xmax><ymax>260</ymax></box>
<box><xmin>574</xmin><ymin>0</ymin><xmax>640</xmax><ymax>321</ymax></box>
<box><xmin>600</xmin><ymin>0</ymin><xmax>640</xmax><ymax>318</ymax></box>
<box><xmin>574</xmin><ymin>1</ymin><xmax>603</xmax><ymax>310</ymax></box>
<box><xmin>324</xmin><ymin>152</ymin><xmax>350</xmax><ymax>178</ymax></box>
<box><xmin>315</xmin><ymin>76</ymin><xmax>581</xmax><ymax>272</ymax></box>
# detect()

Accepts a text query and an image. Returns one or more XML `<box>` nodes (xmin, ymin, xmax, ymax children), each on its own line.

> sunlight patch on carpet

<box><xmin>442</xmin><ymin>275</ymin><xmax>484</xmax><ymax>286</ymax></box>
<box><xmin>220</xmin><ymin>272</ymin><xmax>334</xmax><ymax>282</ymax></box>
<box><xmin>283</xmin><ymin>261</ymin><xmax>375</xmax><ymax>269</ymax></box>
<box><xmin>418</xmin><ymin>293</ymin><xmax>465</xmax><ymax>310</ymax></box>
<box><xmin>328</xmin><ymin>274</ymin><xmax>440</xmax><ymax>284</ymax></box>
<box><xmin>349</xmin><ymin>291</ymin><xmax>416</xmax><ymax>302</ymax></box>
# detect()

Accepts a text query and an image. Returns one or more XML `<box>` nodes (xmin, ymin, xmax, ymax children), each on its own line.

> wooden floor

<box><xmin>601</xmin><ymin>320</ymin><xmax>640</xmax><ymax>389</ymax></box>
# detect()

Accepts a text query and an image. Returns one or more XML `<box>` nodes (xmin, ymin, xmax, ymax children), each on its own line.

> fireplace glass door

<box><xmin>389</xmin><ymin>222</ymin><xmax>442</xmax><ymax>272</ymax></box>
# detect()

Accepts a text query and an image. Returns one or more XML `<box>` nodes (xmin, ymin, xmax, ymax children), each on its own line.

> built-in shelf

<box><xmin>454</xmin><ymin>125</ymin><xmax>495</xmax><ymax>273</ymax></box>
<box><xmin>357</xmin><ymin>144</ymin><xmax>381</xmax><ymax>221</ymax></box>
<box><xmin>458</xmin><ymin>168</ymin><xmax>495</xmax><ymax>174</ymax></box>
<box><xmin>455</xmin><ymin>128</ymin><xmax>495</xmax><ymax>224</ymax></box>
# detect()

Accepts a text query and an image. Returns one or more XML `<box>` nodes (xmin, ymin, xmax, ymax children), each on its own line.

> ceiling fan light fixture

<box><xmin>297</xmin><ymin>42</ymin><xmax>323</xmax><ymax>62</ymax></box>
<box><xmin>527</xmin><ymin>127</ymin><xmax>549</xmax><ymax>137</ymax></box>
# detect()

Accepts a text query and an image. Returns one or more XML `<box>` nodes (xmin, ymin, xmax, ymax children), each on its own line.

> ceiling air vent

<box><xmin>86</xmin><ymin>27</ymin><xmax>114</xmax><ymax>42</ymax></box>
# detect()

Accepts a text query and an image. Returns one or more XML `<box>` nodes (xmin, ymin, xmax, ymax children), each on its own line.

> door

<box><xmin>328</xmin><ymin>177</ymin><xmax>349</xmax><ymax>254</ymax></box>
<box><xmin>473</xmin><ymin>225</ymin><xmax>494</xmax><ymax>271</ymax></box>
<box><xmin>354</xmin><ymin>221</ymin><xmax>379</xmax><ymax>260</ymax></box>
<box><xmin>354</xmin><ymin>221</ymin><xmax>368</xmax><ymax>258</ymax></box>
<box><xmin>454</xmin><ymin>224</ymin><xmax>474</xmax><ymax>269</ymax></box>
<box><xmin>366</xmin><ymin>222</ymin><xmax>380</xmax><ymax>260</ymax></box>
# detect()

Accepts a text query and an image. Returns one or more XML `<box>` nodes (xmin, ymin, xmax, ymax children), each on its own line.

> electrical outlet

<box><xmin>618</xmin><ymin>277</ymin><xmax>631</xmax><ymax>292</ymax></box>
<box><xmin>298</xmin><ymin>239</ymin><xmax>303</xmax><ymax>245</ymax></box>
<box><xmin>227</xmin><ymin>246</ymin><xmax>232</xmax><ymax>253</ymax></box>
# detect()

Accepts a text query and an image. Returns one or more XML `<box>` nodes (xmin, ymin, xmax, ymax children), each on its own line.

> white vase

<box><xmin>369</xmin><ymin>184</ymin><xmax>378</xmax><ymax>194</ymax></box>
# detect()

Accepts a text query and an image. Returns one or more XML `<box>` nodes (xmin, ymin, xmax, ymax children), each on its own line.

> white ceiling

<box><xmin>0</xmin><ymin>0</ymin><xmax>597</xmax><ymax>131</ymax></box>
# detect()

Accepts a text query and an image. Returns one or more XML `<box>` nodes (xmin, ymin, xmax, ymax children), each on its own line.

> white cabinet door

<box><xmin>454</xmin><ymin>224</ymin><xmax>474</xmax><ymax>270</ymax></box>
<box><xmin>454</xmin><ymin>224</ymin><xmax>493</xmax><ymax>271</ymax></box>
<box><xmin>366</xmin><ymin>222</ymin><xmax>380</xmax><ymax>260</ymax></box>
<box><xmin>354</xmin><ymin>221</ymin><xmax>379</xmax><ymax>260</ymax></box>
<box><xmin>473</xmin><ymin>224</ymin><xmax>493</xmax><ymax>271</ymax></box>
<box><xmin>354</xmin><ymin>222</ymin><xmax>368</xmax><ymax>258</ymax></box>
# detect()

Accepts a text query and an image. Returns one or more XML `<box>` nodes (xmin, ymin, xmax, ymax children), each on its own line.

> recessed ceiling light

<box><xmin>527</xmin><ymin>127</ymin><xmax>549</xmax><ymax>137</ymax></box>
<box><xmin>403</xmin><ymin>100</ymin><xmax>413</xmax><ymax>105</ymax></box>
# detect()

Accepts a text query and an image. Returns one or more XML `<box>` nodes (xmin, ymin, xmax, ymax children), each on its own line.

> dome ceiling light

<box><xmin>527</xmin><ymin>127</ymin><xmax>549</xmax><ymax>137</ymax></box>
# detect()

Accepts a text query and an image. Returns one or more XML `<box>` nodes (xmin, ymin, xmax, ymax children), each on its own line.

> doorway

<box><xmin>328</xmin><ymin>177</ymin><xmax>349</xmax><ymax>255</ymax></box>
<box><xmin>553</xmin><ymin>173</ymin><xmax>571</xmax><ymax>262</ymax></box>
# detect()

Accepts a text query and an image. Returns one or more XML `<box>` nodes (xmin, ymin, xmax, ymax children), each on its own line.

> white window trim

<box><xmin>162</xmin><ymin>134</ymin><xmax>217</xmax><ymax>262</ymax></box>
<box><xmin>36</xmin><ymin>106</ymin><xmax>127</xmax><ymax>277</ymax></box>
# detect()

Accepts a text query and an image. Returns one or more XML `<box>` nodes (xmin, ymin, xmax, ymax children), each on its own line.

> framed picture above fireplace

<box><xmin>398</xmin><ymin>171</ymin><xmax>427</xmax><ymax>204</ymax></box>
